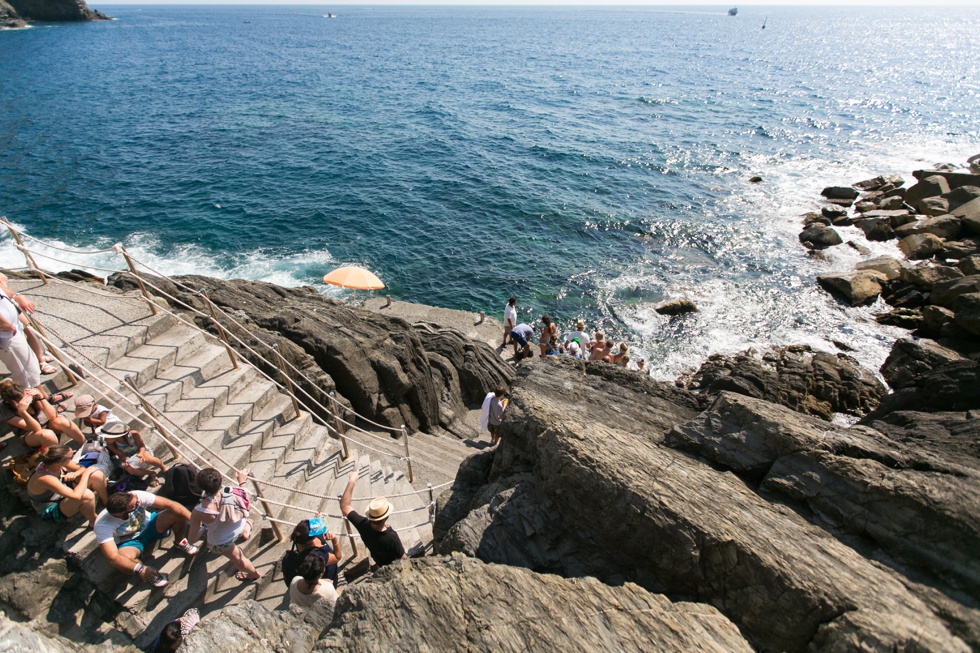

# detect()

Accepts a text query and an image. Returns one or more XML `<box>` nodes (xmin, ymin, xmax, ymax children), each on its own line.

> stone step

<box><xmin>133</xmin><ymin>344</ymin><xmax>238</xmax><ymax>417</ymax></box>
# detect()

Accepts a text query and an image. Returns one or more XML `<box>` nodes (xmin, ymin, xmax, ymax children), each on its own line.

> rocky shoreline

<box><xmin>3</xmin><ymin>160</ymin><xmax>980</xmax><ymax>651</ymax></box>
<box><xmin>1</xmin><ymin>0</ymin><xmax>109</xmax><ymax>29</ymax></box>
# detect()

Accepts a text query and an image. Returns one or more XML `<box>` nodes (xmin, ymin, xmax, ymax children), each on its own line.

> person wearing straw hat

<box><xmin>339</xmin><ymin>470</ymin><xmax>405</xmax><ymax>568</ymax></box>
<box><xmin>75</xmin><ymin>396</ymin><xmax>167</xmax><ymax>485</ymax></box>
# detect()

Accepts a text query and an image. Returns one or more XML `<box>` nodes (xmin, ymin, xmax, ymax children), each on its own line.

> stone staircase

<box><xmin>0</xmin><ymin>276</ymin><xmax>459</xmax><ymax>647</ymax></box>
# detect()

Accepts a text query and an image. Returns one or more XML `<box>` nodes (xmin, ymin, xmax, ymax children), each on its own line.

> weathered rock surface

<box><xmin>678</xmin><ymin>344</ymin><xmax>887</xmax><ymax>419</ymax></box>
<box><xmin>316</xmin><ymin>556</ymin><xmax>753</xmax><ymax>653</ymax></box>
<box><xmin>654</xmin><ymin>297</ymin><xmax>698</xmax><ymax>315</ymax></box>
<box><xmin>821</xmin><ymin>185</ymin><xmax>859</xmax><ymax>200</ymax></box>
<box><xmin>0</xmin><ymin>0</ymin><xmax>27</xmax><ymax>27</ymax></box>
<box><xmin>855</xmin><ymin>255</ymin><xmax>903</xmax><ymax>280</ymax></box>
<box><xmin>5</xmin><ymin>0</ymin><xmax>108</xmax><ymax>21</ymax></box>
<box><xmin>108</xmin><ymin>274</ymin><xmax>511</xmax><ymax>433</ymax></box>
<box><xmin>668</xmin><ymin>391</ymin><xmax>980</xmax><ymax>596</ymax></box>
<box><xmin>930</xmin><ymin>274</ymin><xmax>980</xmax><ymax>307</ymax></box>
<box><xmin>880</xmin><ymin>337</ymin><xmax>966</xmax><ymax>389</ymax></box>
<box><xmin>912</xmin><ymin>169</ymin><xmax>980</xmax><ymax>191</ymax></box>
<box><xmin>816</xmin><ymin>269</ymin><xmax>887</xmax><ymax>306</ymax></box>
<box><xmin>180</xmin><ymin>600</ymin><xmax>333</xmax><ymax>653</ymax></box>
<box><xmin>436</xmin><ymin>359</ymin><xmax>972</xmax><ymax>652</ymax></box>
<box><xmin>899</xmin><ymin>232</ymin><xmax>945</xmax><ymax>260</ymax></box>
<box><xmin>905</xmin><ymin>174</ymin><xmax>951</xmax><ymax>208</ymax></box>
<box><xmin>799</xmin><ymin>223</ymin><xmax>843</xmax><ymax>249</ymax></box>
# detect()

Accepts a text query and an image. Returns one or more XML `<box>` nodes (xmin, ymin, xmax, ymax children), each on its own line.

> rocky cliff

<box><xmin>1</xmin><ymin>0</ymin><xmax>108</xmax><ymax>26</ymax></box>
<box><xmin>435</xmin><ymin>356</ymin><xmax>979</xmax><ymax>652</ymax></box>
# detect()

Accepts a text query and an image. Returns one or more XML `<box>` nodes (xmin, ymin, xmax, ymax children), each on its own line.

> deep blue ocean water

<box><xmin>2</xmin><ymin>5</ymin><xmax>979</xmax><ymax>379</ymax></box>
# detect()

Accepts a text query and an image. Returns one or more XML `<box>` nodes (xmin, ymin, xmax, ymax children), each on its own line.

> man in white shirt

<box><xmin>94</xmin><ymin>491</ymin><xmax>198</xmax><ymax>588</ymax></box>
<box><xmin>564</xmin><ymin>320</ymin><xmax>591</xmax><ymax>359</ymax></box>
<box><xmin>502</xmin><ymin>297</ymin><xmax>517</xmax><ymax>347</ymax></box>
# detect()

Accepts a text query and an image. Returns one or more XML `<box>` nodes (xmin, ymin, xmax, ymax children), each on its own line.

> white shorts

<box><xmin>0</xmin><ymin>333</ymin><xmax>41</xmax><ymax>389</ymax></box>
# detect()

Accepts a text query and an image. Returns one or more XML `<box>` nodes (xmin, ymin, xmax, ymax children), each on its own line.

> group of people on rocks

<box><xmin>501</xmin><ymin>297</ymin><xmax>646</xmax><ymax>371</ymax></box>
<box><xmin>1</xmin><ymin>280</ymin><xmax>408</xmax><ymax>649</ymax></box>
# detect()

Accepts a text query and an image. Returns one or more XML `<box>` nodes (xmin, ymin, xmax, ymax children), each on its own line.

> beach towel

<box><xmin>479</xmin><ymin>391</ymin><xmax>494</xmax><ymax>432</ymax></box>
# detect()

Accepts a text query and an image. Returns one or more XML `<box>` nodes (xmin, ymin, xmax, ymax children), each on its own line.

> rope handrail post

<box><xmin>2</xmin><ymin>218</ymin><xmax>48</xmax><ymax>285</ymax></box>
<box><xmin>250</xmin><ymin>478</ymin><xmax>283</xmax><ymax>542</ymax></box>
<box><xmin>329</xmin><ymin>391</ymin><xmax>351</xmax><ymax>460</ymax></box>
<box><xmin>427</xmin><ymin>482</ymin><xmax>436</xmax><ymax>524</ymax></box>
<box><xmin>340</xmin><ymin>495</ymin><xmax>359</xmax><ymax>558</ymax></box>
<box><xmin>401</xmin><ymin>425</ymin><xmax>413</xmax><ymax>483</ymax></box>
<box><xmin>25</xmin><ymin>318</ymin><xmax>78</xmax><ymax>386</ymax></box>
<box><xmin>117</xmin><ymin>245</ymin><xmax>158</xmax><ymax>316</ymax></box>
<box><xmin>200</xmin><ymin>289</ymin><xmax>239</xmax><ymax>370</ymax></box>
<box><xmin>271</xmin><ymin>343</ymin><xmax>301</xmax><ymax>419</ymax></box>
<box><xmin>121</xmin><ymin>375</ymin><xmax>182</xmax><ymax>462</ymax></box>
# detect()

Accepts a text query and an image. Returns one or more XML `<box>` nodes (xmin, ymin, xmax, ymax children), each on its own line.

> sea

<box><xmin>2</xmin><ymin>5</ymin><xmax>979</xmax><ymax>381</ymax></box>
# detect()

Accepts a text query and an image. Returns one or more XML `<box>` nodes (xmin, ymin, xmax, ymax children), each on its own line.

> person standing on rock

<box><xmin>502</xmin><ymin>297</ymin><xmax>517</xmax><ymax>347</ymax></box>
<box><xmin>95</xmin><ymin>490</ymin><xmax>198</xmax><ymax>589</ymax></box>
<box><xmin>339</xmin><ymin>471</ymin><xmax>406</xmax><ymax>568</ymax></box>
<box><xmin>564</xmin><ymin>320</ymin><xmax>591</xmax><ymax>358</ymax></box>
<box><xmin>487</xmin><ymin>387</ymin><xmax>508</xmax><ymax>446</ymax></box>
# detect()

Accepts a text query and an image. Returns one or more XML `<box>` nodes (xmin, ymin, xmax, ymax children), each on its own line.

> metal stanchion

<box><xmin>401</xmin><ymin>425</ymin><xmax>413</xmax><ymax>483</ymax></box>
<box><xmin>121</xmin><ymin>375</ymin><xmax>182</xmax><ymax>462</ymax></box>
<box><xmin>329</xmin><ymin>391</ymin><xmax>350</xmax><ymax>460</ymax></box>
<box><xmin>271</xmin><ymin>343</ymin><xmax>301</xmax><ymax>419</ymax></box>
<box><xmin>201</xmin><ymin>290</ymin><xmax>238</xmax><ymax>369</ymax></box>
<box><xmin>250</xmin><ymin>479</ymin><xmax>283</xmax><ymax>542</ymax></box>
<box><xmin>2</xmin><ymin>218</ymin><xmax>48</xmax><ymax>285</ymax></box>
<box><xmin>117</xmin><ymin>245</ymin><xmax>158</xmax><ymax>315</ymax></box>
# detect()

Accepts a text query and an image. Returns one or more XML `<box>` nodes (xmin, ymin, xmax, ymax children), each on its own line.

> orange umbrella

<box><xmin>322</xmin><ymin>266</ymin><xmax>385</xmax><ymax>291</ymax></box>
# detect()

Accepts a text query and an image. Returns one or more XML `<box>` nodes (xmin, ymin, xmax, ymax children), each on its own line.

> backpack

<box><xmin>217</xmin><ymin>486</ymin><xmax>250</xmax><ymax>523</ymax></box>
<box><xmin>4</xmin><ymin>449</ymin><xmax>44</xmax><ymax>485</ymax></box>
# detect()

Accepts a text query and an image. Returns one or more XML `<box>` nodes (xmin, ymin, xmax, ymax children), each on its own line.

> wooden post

<box><xmin>2</xmin><ymin>218</ymin><xmax>47</xmax><ymax>285</ymax></box>
<box><xmin>329</xmin><ymin>392</ymin><xmax>350</xmax><ymax>460</ymax></box>
<box><xmin>385</xmin><ymin>294</ymin><xmax>391</xmax><ymax>307</ymax></box>
<box><xmin>25</xmin><ymin>318</ymin><xmax>78</xmax><ymax>386</ymax></box>
<box><xmin>401</xmin><ymin>425</ymin><xmax>413</xmax><ymax>483</ymax></box>
<box><xmin>119</xmin><ymin>246</ymin><xmax>158</xmax><ymax>315</ymax></box>
<box><xmin>271</xmin><ymin>344</ymin><xmax>301</xmax><ymax>419</ymax></box>
<box><xmin>201</xmin><ymin>291</ymin><xmax>238</xmax><ymax>369</ymax></box>
<box><xmin>340</xmin><ymin>495</ymin><xmax>359</xmax><ymax>558</ymax></box>
<box><xmin>122</xmin><ymin>375</ymin><xmax>182</xmax><ymax>462</ymax></box>
<box><xmin>428</xmin><ymin>482</ymin><xmax>436</xmax><ymax>524</ymax></box>
<box><xmin>250</xmin><ymin>479</ymin><xmax>283</xmax><ymax>542</ymax></box>
<box><xmin>478</xmin><ymin>311</ymin><xmax>485</xmax><ymax>324</ymax></box>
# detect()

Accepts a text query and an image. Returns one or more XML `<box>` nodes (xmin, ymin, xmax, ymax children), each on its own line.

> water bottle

<box><xmin>308</xmin><ymin>517</ymin><xmax>327</xmax><ymax>538</ymax></box>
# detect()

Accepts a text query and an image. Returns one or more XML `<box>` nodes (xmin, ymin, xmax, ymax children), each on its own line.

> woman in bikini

<box><xmin>189</xmin><ymin>467</ymin><xmax>260</xmax><ymax>582</ymax></box>
<box><xmin>27</xmin><ymin>445</ymin><xmax>109</xmax><ymax>526</ymax></box>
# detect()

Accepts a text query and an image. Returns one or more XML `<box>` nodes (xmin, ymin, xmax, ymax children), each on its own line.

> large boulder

<box><xmin>316</xmin><ymin>556</ymin><xmax>753</xmax><ymax>652</ymax></box>
<box><xmin>879</xmin><ymin>337</ymin><xmax>966</xmax><ymax>389</ymax></box>
<box><xmin>817</xmin><ymin>269</ymin><xmax>887</xmax><ymax>306</ymax></box>
<box><xmin>853</xmin><ymin>174</ymin><xmax>904</xmax><ymax>191</ymax></box>
<box><xmin>799</xmin><ymin>224</ymin><xmax>842</xmax><ymax>249</ymax></box>
<box><xmin>854</xmin><ymin>216</ymin><xmax>895</xmax><ymax>241</ymax></box>
<box><xmin>950</xmin><ymin>292</ymin><xmax>980</xmax><ymax>336</ymax></box>
<box><xmin>898</xmin><ymin>233</ymin><xmax>944</xmax><ymax>260</ymax></box>
<box><xmin>668</xmin><ymin>392</ymin><xmax>980</xmax><ymax>596</ymax></box>
<box><xmin>856</xmin><ymin>255</ymin><xmax>903</xmax><ymax>281</ymax></box>
<box><xmin>953</xmin><ymin>197</ymin><xmax>980</xmax><ymax>233</ymax></box>
<box><xmin>912</xmin><ymin>169</ymin><xmax>980</xmax><ymax>191</ymax></box>
<box><xmin>0</xmin><ymin>0</ymin><xmax>27</xmax><ymax>27</ymax></box>
<box><xmin>821</xmin><ymin>185</ymin><xmax>859</xmax><ymax>200</ymax></box>
<box><xmin>930</xmin><ymin>275</ymin><xmax>980</xmax><ymax>306</ymax></box>
<box><xmin>919</xmin><ymin>196</ymin><xmax>951</xmax><ymax>216</ymax></box>
<box><xmin>900</xmin><ymin>263</ymin><xmax>964</xmax><ymax>289</ymax></box>
<box><xmin>181</xmin><ymin>600</ymin><xmax>332</xmax><ymax>653</ymax></box>
<box><xmin>678</xmin><ymin>345</ymin><xmax>887</xmax><ymax>419</ymax></box>
<box><xmin>944</xmin><ymin>186</ymin><xmax>980</xmax><ymax>211</ymax></box>
<box><xmin>437</xmin><ymin>360</ymin><xmax>970</xmax><ymax>652</ymax></box>
<box><xmin>865</xmin><ymin>359</ymin><xmax>980</xmax><ymax>417</ymax></box>
<box><xmin>905</xmin><ymin>175</ymin><xmax>951</xmax><ymax>209</ymax></box>
<box><xmin>655</xmin><ymin>298</ymin><xmax>698</xmax><ymax>315</ymax></box>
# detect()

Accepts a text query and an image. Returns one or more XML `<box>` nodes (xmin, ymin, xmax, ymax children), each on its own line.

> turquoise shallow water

<box><xmin>1</xmin><ymin>5</ymin><xmax>979</xmax><ymax>378</ymax></box>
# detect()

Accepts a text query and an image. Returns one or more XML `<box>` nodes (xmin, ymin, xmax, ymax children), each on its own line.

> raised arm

<box><xmin>339</xmin><ymin>470</ymin><xmax>358</xmax><ymax>517</ymax></box>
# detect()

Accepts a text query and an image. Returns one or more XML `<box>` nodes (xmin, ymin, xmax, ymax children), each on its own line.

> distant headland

<box><xmin>1</xmin><ymin>0</ymin><xmax>109</xmax><ymax>29</ymax></box>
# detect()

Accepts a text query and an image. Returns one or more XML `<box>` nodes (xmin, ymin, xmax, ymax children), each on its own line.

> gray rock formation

<box><xmin>436</xmin><ymin>359</ymin><xmax>972</xmax><ymax>652</ymax></box>
<box><xmin>5</xmin><ymin>0</ymin><xmax>108</xmax><ymax>22</ymax></box>
<box><xmin>180</xmin><ymin>600</ymin><xmax>333</xmax><ymax>653</ymax></box>
<box><xmin>816</xmin><ymin>269</ymin><xmax>887</xmax><ymax>306</ymax></box>
<box><xmin>108</xmin><ymin>274</ymin><xmax>511</xmax><ymax>434</ymax></box>
<box><xmin>880</xmin><ymin>337</ymin><xmax>966</xmax><ymax>389</ymax></box>
<box><xmin>317</xmin><ymin>556</ymin><xmax>752</xmax><ymax>653</ymax></box>
<box><xmin>1</xmin><ymin>0</ymin><xmax>27</xmax><ymax>27</ymax></box>
<box><xmin>899</xmin><ymin>232</ymin><xmax>945</xmax><ymax>259</ymax></box>
<box><xmin>821</xmin><ymin>185</ymin><xmax>859</xmax><ymax>200</ymax></box>
<box><xmin>654</xmin><ymin>297</ymin><xmax>698</xmax><ymax>315</ymax></box>
<box><xmin>799</xmin><ymin>223</ymin><xmax>843</xmax><ymax>249</ymax></box>
<box><xmin>677</xmin><ymin>344</ymin><xmax>886</xmax><ymax>419</ymax></box>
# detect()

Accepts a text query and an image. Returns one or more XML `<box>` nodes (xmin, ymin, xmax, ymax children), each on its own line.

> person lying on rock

<box><xmin>27</xmin><ymin>444</ymin><xmax>108</xmax><ymax>527</ymax></box>
<box><xmin>95</xmin><ymin>490</ymin><xmax>198</xmax><ymax>588</ymax></box>
<box><xmin>289</xmin><ymin>551</ymin><xmax>339</xmax><ymax>609</ymax></box>
<box><xmin>0</xmin><ymin>379</ymin><xmax>83</xmax><ymax>448</ymax></box>
<box><xmin>188</xmin><ymin>467</ymin><xmax>260</xmax><ymax>582</ymax></box>
<box><xmin>339</xmin><ymin>470</ymin><xmax>406</xmax><ymax>569</ymax></box>
<box><xmin>281</xmin><ymin>517</ymin><xmax>342</xmax><ymax>588</ymax></box>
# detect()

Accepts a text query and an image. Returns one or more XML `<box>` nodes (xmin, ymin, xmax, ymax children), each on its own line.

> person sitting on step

<box><xmin>281</xmin><ymin>517</ymin><xmax>342</xmax><ymax>588</ymax></box>
<box><xmin>339</xmin><ymin>470</ymin><xmax>406</xmax><ymax>569</ymax></box>
<box><xmin>289</xmin><ymin>552</ymin><xmax>339</xmax><ymax>609</ymax></box>
<box><xmin>0</xmin><ymin>379</ymin><xmax>83</xmax><ymax>448</ymax></box>
<box><xmin>188</xmin><ymin>467</ymin><xmax>260</xmax><ymax>582</ymax></box>
<box><xmin>27</xmin><ymin>444</ymin><xmax>109</xmax><ymax>527</ymax></box>
<box><xmin>94</xmin><ymin>490</ymin><xmax>198</xmax><ymax>589</ymax></box>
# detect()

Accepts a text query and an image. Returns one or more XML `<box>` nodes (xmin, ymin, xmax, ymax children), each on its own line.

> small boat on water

<box><xmin>728</xmin><ymin>7</ymin><xmax>738</xmax><ymax>16</ymax></box>
<box><xmin>326</xmin><ymin>13</ymin><xmax>336</xmax><ymax>18</ymax></box>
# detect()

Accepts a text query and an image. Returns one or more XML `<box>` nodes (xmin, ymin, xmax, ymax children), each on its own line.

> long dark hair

<box><xmin>290</xmin><ymin>519</ymin><xmax>314</xmax><ymax>551</ymax></box>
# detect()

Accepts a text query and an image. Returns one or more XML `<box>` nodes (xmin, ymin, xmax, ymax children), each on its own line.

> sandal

<box><xmin>39</xmin><ymin>362</ymin><xmax>58</xmax><ymax>375</ymax></box>
<box><xmin>49</xmin><ymin>391</ymin><xmax>73</xmax><ymax>404</ymax></box>
<box><xmin>235</xmin><ymin>570</ymin><xmax>260</xmax><ymax>583</ymax></box>
<box><xmin>55</xmin><ymin>403</ymin><xmax>68</xmax><ymax>414</ymax></box>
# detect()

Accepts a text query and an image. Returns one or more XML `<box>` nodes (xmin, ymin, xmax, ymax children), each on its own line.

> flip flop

<box><xmin>49</xmin><ymin>391</ymin><xmax>73</xmax><ymax>404</ymax></box>
<box><xmin>55</xmin><ymin>403</ymin><xmax>68</xmax><ymax>414</ymax></box>
<box><xmin>39</xmin><ymin>362</ymin><xmax>58</xmax><ymax>375</ymax></box>
<box><xmin>235</xmin><ymin>571</ymin><xmax>259</xmax><ymax>582</ymax></box>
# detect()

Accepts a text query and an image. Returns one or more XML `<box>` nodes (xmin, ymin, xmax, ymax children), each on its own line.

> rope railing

<box><xmin>3</xmin><ymin>222</ymin><xmax>454</xmax><ymax>538</ymax></box>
